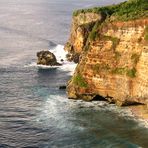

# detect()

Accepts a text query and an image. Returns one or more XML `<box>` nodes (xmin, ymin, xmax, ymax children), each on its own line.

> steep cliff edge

<box><xmin>65</xmin><ymin>0</ymin><xmax>148</xmax><ymax>106</ymax></box>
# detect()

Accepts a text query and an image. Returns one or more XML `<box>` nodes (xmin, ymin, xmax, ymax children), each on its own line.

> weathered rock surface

<box><xmin>64</xmin><ymin>12</ymin><xmax>105</xmax><ymax>63</ymax></box>
<box><xmin>37</xmin><ymin>50</ymin><xmax>61</xmax><ymax>66</ymax></box>
<box><xmin>65</xmin><ymin>6</ymin><xmax>148</xmax><ymax>106</ymax></box>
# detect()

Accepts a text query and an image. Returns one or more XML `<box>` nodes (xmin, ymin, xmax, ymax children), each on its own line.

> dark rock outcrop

<box><xmin>59</xmin><ymin>85</ymin><xmax>67</xmax><ymax>90</ymax></box>
<box><xmin>66</xmin><ymin>52</ymin><xmax>80</xmax><ymax>63</ymax></box>
<box><xmin>37</xmin><ymin>50</ymin><xmax>62</xmax><ymax>66</ymax></box>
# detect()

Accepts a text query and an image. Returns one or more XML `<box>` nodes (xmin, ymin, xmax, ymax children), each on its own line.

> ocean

<box><xmin>0</xmin><ymin>0</ymin><xmax>148</xmax><ymax>147</ymax></box>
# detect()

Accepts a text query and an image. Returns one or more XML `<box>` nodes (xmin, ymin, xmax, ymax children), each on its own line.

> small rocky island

<box><xmin>37</xmin><ymin>50</ymin><xmax>62</xmax><ymax>66</ymax></box>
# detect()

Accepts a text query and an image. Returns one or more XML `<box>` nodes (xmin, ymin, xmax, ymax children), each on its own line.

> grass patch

<box><xmin>73</xmin><ymin>0</ymin><xmax>148</xmax><ymax>21</ymax></box>
<box><xmin>111</xmin><ymin>67</ymin><xmax>137</xmax><ymax>78</ymax></box>
<box><xmin>88</xmin><ymin>21</ymin><xmax>101</xmax><ymax>41</ymax></box>
<box><xmin>93</xmin><ymin>64</ymin><xmax>110</xmax><ymax>73</ymax></box>
<box><xmin>112</xmin><ymin>67</ymin><xmax>127</xmax><ymax>75</ymax></box>
<box><xmin>102</xmin><ymin>35</ymin><xmax>120</xmax><ymax>50</ymax></box>
<box><xmin>93</xmin><ymin>64</ymin><xmax>137</xmax><ymax>78</ymax></box>
<box><xmin>81</xmin><ymin>22</ymin><xmax>95</xmax><ymax>31</ymax></box>
<box><xmin>89</xmin><ymin>30</ymin><xmax>98</xmax><ymax>41</ymax></box>
<box><xmin>126</xmin><ymin>68</ymin><xmax>137</xmax><ymax>78</ymax></box>
<box><xmin>73</xmin><ymin>74</ymin><xmax>88</xmax><ymax>88</ymax></box>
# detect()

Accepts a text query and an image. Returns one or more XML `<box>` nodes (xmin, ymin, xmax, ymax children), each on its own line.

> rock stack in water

<box><xmin>37</xmin><ymin>50</ymin><xmax>62</xmax><ymax>66</ymax></box>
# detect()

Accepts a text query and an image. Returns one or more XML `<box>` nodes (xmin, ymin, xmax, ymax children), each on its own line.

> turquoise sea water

<box><xmin>0</xmin><ymin>0</ymin><xmax>148</xmax><ymax>147</ymax></box>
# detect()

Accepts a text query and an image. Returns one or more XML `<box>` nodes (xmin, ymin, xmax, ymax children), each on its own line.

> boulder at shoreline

<box><xmin>37</xmin><ymin>50</ymin><xmax>62</xmax><ymax>66</ymax></box>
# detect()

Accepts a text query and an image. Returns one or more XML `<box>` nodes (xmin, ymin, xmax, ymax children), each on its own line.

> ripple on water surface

<box><xmin>0</xmin><ymin>65</ymin><xmax>148</xmax><ymax>147</ymax></box>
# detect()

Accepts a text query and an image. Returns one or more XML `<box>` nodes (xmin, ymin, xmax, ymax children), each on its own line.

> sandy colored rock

<box><xmin>64</xmin><ymin>12</ymin><xmax>105</xmax><ymax>63</ymax></box>
<box><xmin>65</xmin><ymin>10</ymin><xmax>148</xmax><ymax>106</ymax></box>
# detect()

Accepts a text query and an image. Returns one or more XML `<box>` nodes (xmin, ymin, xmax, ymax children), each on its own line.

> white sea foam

<box><xmin>50</xmin><ymin>44</ymin><xmax>77</xmax><ymax>75</ymax></box>
<box><xmin>24</xmin><ymin>62</ymin><xmax>60</xmax><ymax>69</ymax></box>
<box><xmin>50</xmin><ymin>44</ymin><xmax>67</xmax><ymax>62</ymax></box>
<box><xmin>25</xmin><ymin>44</ymin><xmax>77</xmax><ymax>74</ymax></box>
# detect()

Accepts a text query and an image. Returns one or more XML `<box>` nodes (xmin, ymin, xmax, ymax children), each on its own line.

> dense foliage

<box><xmin>73</xmin><ymin>0</ymin><xmax>148</xmax><ymax>21</ymax></box>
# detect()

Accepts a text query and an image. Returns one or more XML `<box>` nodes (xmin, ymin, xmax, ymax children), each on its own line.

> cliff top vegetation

<box><xmin>73</xmin><ymin>0</ymin><xmax>148</xmax><ymax>21</ymax></box>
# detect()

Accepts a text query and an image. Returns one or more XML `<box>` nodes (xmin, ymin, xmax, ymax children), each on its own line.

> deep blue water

<box><xmin>0</xmin><ymin>0</ymin><xmax>148</xmax><ymax>147</ymax></box>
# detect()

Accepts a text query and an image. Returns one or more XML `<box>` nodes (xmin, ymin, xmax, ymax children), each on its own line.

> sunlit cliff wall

<box><xmin>65</xmin><ymin>0</ymin><xmax>148</xmax><ymax>106</ymax></box>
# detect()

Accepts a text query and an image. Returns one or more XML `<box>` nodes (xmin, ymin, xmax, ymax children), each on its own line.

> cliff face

<box><xmin>65</xmin><ymin>1</ymin><xmax>148</xmax><ymax>106</ymax></box>
<box><xmin>64</xmin><ymin>12</ymin><xmax>104</xmax><ymax>62</ymax></box>
<box><xmin>64</xmin><ymin>12</ymin><xmax>103</xmax><ymax>53</ymax></box>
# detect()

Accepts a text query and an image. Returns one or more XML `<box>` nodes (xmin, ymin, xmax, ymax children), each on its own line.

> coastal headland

<box><xmin>64</xmin><ymin>0</ymin><xmax>148</xmax><ymax>111</ymax></box>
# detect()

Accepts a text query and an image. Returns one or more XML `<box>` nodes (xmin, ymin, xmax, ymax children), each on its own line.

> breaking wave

<box><xmin>24</xmin><ymin>44</ymin><xmax>77</xmax><ymax>75</ymax></box>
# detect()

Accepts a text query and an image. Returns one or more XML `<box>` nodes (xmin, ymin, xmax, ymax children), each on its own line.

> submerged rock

<box><xmin>37</xmin><ymin>50</ymin><xmax>62</xmax><ymax>66</ymax></box>
<box><xmin>59</xmin><ymin>85</ymin><xmax>66</xmax><ymax>90</ymax></box>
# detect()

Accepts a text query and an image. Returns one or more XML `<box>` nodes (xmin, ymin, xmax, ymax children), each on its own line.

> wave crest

<box><xmin>25</xmin><ymin>44</ymin><xmax>77</xmax><ymax>74</ymax></box>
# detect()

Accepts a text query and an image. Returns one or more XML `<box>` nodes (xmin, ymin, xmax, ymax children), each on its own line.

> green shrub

<box><xmin>126</xmin><ymin>68</ymin><xmax>137</xmax><ymax>78</ymax></box>
<box><xmin>73</xmin><ymin>0</ymin><xmax>148</xmax><ymax>21</ymax></box>
<box><xmin>111</xmin><ymin>67</ymin><xmax>137</xmax><ymax>78</ymax></box>
<box><xmin>102</xmin><ymin>35</ymin><xmax>120</xmax><ymax>50</ymax></box>
<box><xmin>89</xmin><ymin>21</ymin><xmax>101</xmax><ymax>41</ymax></box>
<box><xmin>89</xmin><ymin>31</ymin><xmax>98</xmax><ymax>41</ymax></box>
<box><xmin>112</xmin><ymin>67</ymin><xmax>127</xmax><ymax>75</ymax></box>
<box><xmin>73</xmin><ymin>74</ymin><xmax>88</xmax><ymax>88</ymax></box>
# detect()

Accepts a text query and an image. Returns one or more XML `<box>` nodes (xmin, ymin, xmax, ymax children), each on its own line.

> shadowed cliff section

<box><xmin>65</xmin><ymin>0</ymin><xmax>148</xmax><ymax>106</ymax></box>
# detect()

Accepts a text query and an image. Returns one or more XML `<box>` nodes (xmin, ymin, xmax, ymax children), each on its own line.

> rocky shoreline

<box><xmin>68</xmin><ymin>99</ymin><xmax>148</xmax><ymax>128</ymax></box>
<box><xmin>128</xmin><ymin>105</ymin><xmax>148</xmax><ymax>122</ymax></box>
<box><xmin>121</xmin><ymin>105</ymin><xmax>148</xmax><ymax>128</ymax></box>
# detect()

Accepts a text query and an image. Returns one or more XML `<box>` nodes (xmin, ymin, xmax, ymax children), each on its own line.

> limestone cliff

<box><xmin>64</xmin><ymin>12</ymin><xmax>105</xmax><ymax>62</ymax></box>
<box><xmin>65</xmin><ymin>0</ymin><xmax>148</xmax><ymax>106</ymax></box>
